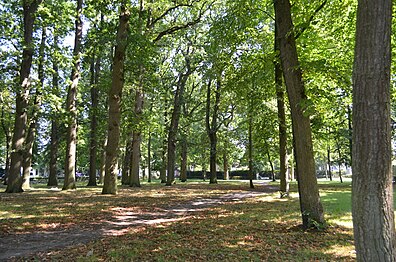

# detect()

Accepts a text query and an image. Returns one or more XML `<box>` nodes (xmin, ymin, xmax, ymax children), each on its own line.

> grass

<box><xmin>0</xmin><ymin>180</ymin><xmax>357</xmax><ymax>261</ymax></box>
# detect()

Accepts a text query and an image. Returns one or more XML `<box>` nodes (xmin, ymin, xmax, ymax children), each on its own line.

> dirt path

<box><xmin>0</xmin><ymin>185</ymin><xmax>278</xmax><ymax>261</ymax></box>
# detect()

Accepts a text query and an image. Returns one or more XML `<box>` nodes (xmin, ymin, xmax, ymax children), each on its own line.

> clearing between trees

<box><xmin>0</xmin><ymin>181</ymin><xmax>355</xmax><ymax>261</ymax></box>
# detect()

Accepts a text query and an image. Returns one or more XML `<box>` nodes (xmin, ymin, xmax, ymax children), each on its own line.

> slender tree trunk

<box><xmin>122</xmin><ymin>137</ymin><xmax>132</xmax><ymax>185</ymax></box>
<box><xmin>102</xmin><ymin>6</ymin><xmax>130</xmax><ymax>194</ymax></box>
<box><xmin>347</xmin><ymin>105</ymin><xmax>352</xmax><ymax>166</ymax></box>
<box><xmin>98</xmin><ymin>137</ymin><xmax>106</xmax><ymax>184</ymax></box>
<box><xmin>274</xmin><ymin>0</ymin><xmax>324</xmax><ymax>228</ymax></box>
<box><xmin>160</xmin><ymin>138</ymin><xmax>167</xmax><ymax>183</ymax></box>
<box><xmin>130</xmin><ymin>83</ymin><xmax>144</xmax><ymax>187</ymax></box>
<box><xmin>63</xmin><ymin>0</ymin><xmax>83</xmax><ymax>190</ymax></box>
<box><xmin>147</xmin><ymin>132</ymin><xmax>152</xmax><ymax>182</ymax></box>
<box><xmin>130</xmin><ymin>130</ymin><xmax>142</xmax><ymax>187</ymax></box>
<box><xmin>180</xmin><ymin>134</ymin><xmax>188</xmax><ymax>182</ymax></box>
<box><xmin>352</xmin><ymin>0</ymin><xmax>395</xmax><ymax>260</ymax></box>
<box><xmin>275</xmin><ymin>22</ymin><xmax>288</xmax><ymax>196</ymax></box>
<box><xmin>6</xmin><ymin>0</ymin><xmax>42</xmax><ymax>193</ymax></box>
<box><xmin>87</xmin><ymin>54</ymin><xmax>100</xmax><ymax>186</ymax></box>
<box><xmin>327</xmin><ymin>145</ymin><xmax>332</xmax><ymax>181</ymax></box>
<box><xmin>267</xmin><ymin>150</ymin><xmax>275</xmax><ymax>182</ymax></box>
<box><xmin>206</xmin><ymin>79</ymin><xmax>221</xmax><ymax>184</ymax></box>
<box><xmin>166</xmin><ymin>57</ymin><xmax>192</xmax><ymax>186</ymax></box>
<box><xmin>22</xmin><ymin>27</ymin><xmax>46</xmax><ymax>190</ymax></box>
<box><xmin>1</xmin><ymin>94</ymin><xmax>12</xmax><ymax>185</ymax></box>
<box><xmin>248</xmin><ymin>113</ymin><xmax>254</xmax><ymax>189</ymax></box>
<box><xmin>48</xmin><ymin>33</ymin><xmax>60</xmax><ymax>187</ymax></box>
<box><xmin>223</xmin><ymin>149</ymin><xmax>229</xmax><ymax>180</ymax></box>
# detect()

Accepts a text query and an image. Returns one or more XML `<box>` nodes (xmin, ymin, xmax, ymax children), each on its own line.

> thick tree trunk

<box><xmin>63</xmin><ymin>0</ymin><xmax>83</xmax><ymax>190</ymax></box>
<box><xmin>274</xmin><ymin>0</ymin><xmax>324</xmax><ymax>228</ymax></box>
<box><xmin>352</xmin><ymin>0</ymin><xmax>395</xmax><ymax>260</ymax></box>
<box><xmin>102</xmin><ymin>6</ymin><xmax>130</xmax><ymax>194</ymax></box>
<box><xmin>6</xmin><ymin>0</ymin><xmax>42</xmax><ymax>193</ymax></box>
<box><xmin>275</xmin><ymin>22</ymin><xmax>289</xmax><ymax>196</ymax></box>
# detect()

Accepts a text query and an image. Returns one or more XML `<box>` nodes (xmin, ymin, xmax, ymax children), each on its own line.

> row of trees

<box><xmin>0</xmin><ymin>0</ymin><xmax>394</xmax><ymax>259</ymax></box>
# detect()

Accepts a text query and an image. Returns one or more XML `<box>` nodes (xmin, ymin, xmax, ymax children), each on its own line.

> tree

<box><xmin>352</xmin><ymin>0</ymin><xmax>395</xmax><ymax>260</ymax></box>
<box><xmin>102</xmin><ymin>3</ymin><xmax>130</xmax><ymax>195</ymax></box>
<box><xmin>166</xmin><ymin>48</ymin><xmax>194</xmax><ymax>186</ymax></box>
<box><xmin>63</xmin><ymin>0</ymin><xmax>83</xmax><ymax>190</ymax></box>
<box><xmin>6</xmin><ymin>0</ymin><xmax>43</xmax><ymax>193</ymax></box>
<box><xmin>273</xmin><ymin>0</ymin><xmax>324</xmax><ymax>228</ymax></box>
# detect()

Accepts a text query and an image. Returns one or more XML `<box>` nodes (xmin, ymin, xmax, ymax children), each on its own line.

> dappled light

<box><xmin>0</xmin><ymin>181</ymin><xmax>358</xmax><ymax>260</ymax></box>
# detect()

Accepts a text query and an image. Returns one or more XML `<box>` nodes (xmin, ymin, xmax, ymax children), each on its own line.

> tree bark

<box><xmin>166</xmin><ymin>56</ymin><xmax>192</xmax><ymax>186</ymax></box>
<box><xmin>22</xmin><ymin>26</ymin><xmax>46</xmax><ymax>190</ymax></box>
<box><xmin>352</xmin><ymin>0</ymin><xmax>395</xmax><ymax>260</ymax></box>
<box><xmin>275</xmin><ymin>22</ymin><xmax>289</xmax><ymax>196</ymax></box>
<box><xmin>206</xmin><ymin>79</ymin><xmax>221</xmax><ymax>184</ymax></box>
<box><xmin>87</xmin><ymin>53</ymin><xmax>101</xmax><ymax>186</ymax></box>
<box><xmin>180</xmin><ymin>134</ymin><xmax>188</xmax><ymax>182</ymax></box>
<box><xmin>129</xmin><ymin>84</ymin><xmax>144</xmax><ymax>187</ymax></box>
<box><xmin>47</xmin><ymin>33</ymin><xmax>60</xmax><ymax>187</ymax></box>
<box><xmin>1</xmin><ymin>96</ymin><xmax>11</xmax><ymax>185</ymax></box>
<box><xmin>6</xmin><ymin>0</ymin><xmax>42</xmax><ymax>193</ymax></box>
<box><xmin>248</xmin><ymin>113</ymin><xmax>254</xmax><ymax>189</ymax></box>
<box><xmin>63</xmin><ymin>0</ymin><xmax>83</xmax><ymax>190</ymax></box>
<box><xmin>147</xmin><ymin>132</ymin><xmax>152</xmax><ymax>182</ymax></box>
<box><xmin>122</xmin><ymin>136</ymin><xmax>132</xmax><ymax>185</ymax></box>
<box><xmin>274</xmin><ymin>0</ymin><xmax>324</xmax><ymax>228</ymax></box>
<box><xmin>102</xmin><ymin>6</ymin><xmax>130</xmax><ymax>194</ymax></box>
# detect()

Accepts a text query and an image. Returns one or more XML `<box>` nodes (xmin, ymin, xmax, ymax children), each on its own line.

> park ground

<box><xmin>0</xmin><ymin>179</ymin><xmax>356</xmax><ymax>261</ymax></box>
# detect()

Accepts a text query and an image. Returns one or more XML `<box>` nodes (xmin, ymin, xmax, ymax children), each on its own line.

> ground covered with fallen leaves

<box><xmin>0</xmin><ymin>180</ymin><xmax>355</xmax><ymax>261</ymax></box>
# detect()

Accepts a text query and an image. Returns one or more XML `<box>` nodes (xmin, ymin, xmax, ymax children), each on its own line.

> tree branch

<box><xmin>295</xmin><ymin>0</ymin><xmax>327</xmax><ymax>40</ymax></box>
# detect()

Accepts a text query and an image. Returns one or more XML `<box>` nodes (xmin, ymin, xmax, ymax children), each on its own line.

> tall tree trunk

<box><xmin>47</xmin><ymin>33</ymin><xmax>60</xmax><ymax>187</ymax></box>
<box><xmin>347</xmin><ymin>105</ymin><xmax>353</xmax><ymax>166</ymax></box>
<box><xmin>63</xmin><ymin>0</ymin><xmax>83</xmax><ymax>190</ymax></box>
<box><xmin>274</xmin><ymin>0</ymin><xmax>324</xmax><ymax>228</ymax></box>
<box><xmin>130</xmin><ymin>83</ymin><xmax>144</xmax><ymax>187</ymax></box>
<box><xmin>102</xmin><ymin>5</ymin><xmax>130</xmax><ymax>194</ymax></box>
<box><xmin>98</xmin><ymin>137</ymin><xmax>107</xmax><ymax>184</ymax></box>
<box><xmin>6</xmin><ymin>0</ymin><xmax>42</xmax><ymax>193</ymax></box>
<box><xmin>147</xmin><ymin>132</ymin><xmax>152</xmax><ymax>182</ymax></box>
<box><xmin>122</xmin><ymin>136</ymin><xmax>132</xmax><ymax>185</ymax></box>
<box><xmin>130</xmin><ymin>129</ymin><xmax>142</xmax><ymax>187</ymax></box>
<box><xmin>267</xmin><ymin>150</ymin><xmax>275</xmax><ymax>182</ymax></box>
<box><xmin>206</xmin><ymin>79</ymin><xmax>221</xmax><ymax>184</ymax></box>
<box><xmin>180</xmin><ymin>134</ymin><xmax>188</xmax><ymax>182</ymax></box>
<box><xmin>275</xmin><ymin>22</ymin><xmax>289</xmax><ymax>197</ymax></box>
<box><xmin>22</xmin><ymin>26</ymin><xmax>46</xmax><ymax>190</ymax></box>
<box><xmin>223</xmin><ymin>150</ymin><xmax>229</xmax><ymax>180</ymax></box>
<box><xmin>248</xmin><ymin>113</ymin><xmax>254</xmax><ymax>189</ymax></box>
<box><xmin>1</xmin><ymin>95</ymin><xmax>12</xmax><ymax>185</ymax></box>
<box><xmin>352</xmin><ymin>0</ymin><xmax>395</xmax><ymax>260</ymax></box>
<box><xmin>87</xmin><ymin>53</ymin><xmax>100</xmax><ymax>186</ymax></box>
<box><xmin>327</xmin><ymin>145</ymin><xmax>332</xmax><ymax>181</ymax></box>
<box><xmin>166</xmin><ymin>57</ymin><xmax>192</xmax><ymax>186</ymax></box>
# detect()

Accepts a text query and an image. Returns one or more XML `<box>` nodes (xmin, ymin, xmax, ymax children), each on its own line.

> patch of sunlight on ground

<box><xmin>324</xmin><ymin>244</ymin><xmax>355</xmax><ymax>259</ymax></box>
<box><xmin>327</xmin><ymin>215</ymin><xmax>353</xmax><ymax>228</ymax></box>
